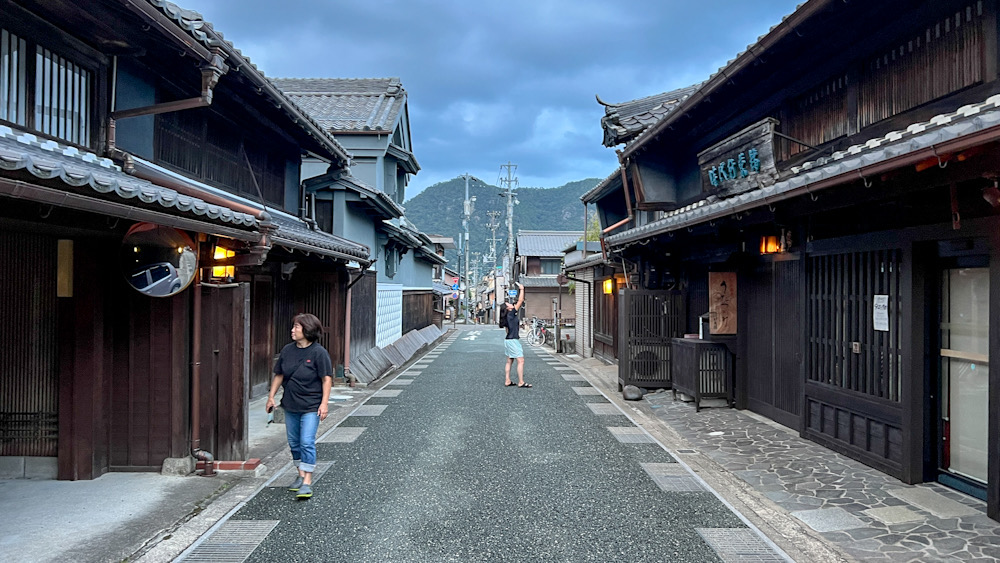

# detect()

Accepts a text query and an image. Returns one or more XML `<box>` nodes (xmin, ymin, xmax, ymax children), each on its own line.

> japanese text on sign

<box><xmin>708</xmin><ymin>148</ymin><xmax>761</xmax><ymax>187</ymax></box>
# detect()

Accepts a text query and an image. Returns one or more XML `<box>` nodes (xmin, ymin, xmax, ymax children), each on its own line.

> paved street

<box><xmin>178</xmin><ymin>327</ymin><xmax>788</xmax><ymax>562</ymax></box>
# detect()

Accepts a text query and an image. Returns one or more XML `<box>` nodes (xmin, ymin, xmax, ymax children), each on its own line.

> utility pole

<box><xmin>461</xmin><ymin>174</ymin><xmax>477</xmax><ymax>324</ymax></box>
<box><xmin>486</xmin><ymin>210</ymin><xmax>502</xmax><ymax>322</ymax></box>
<box><xmin>498</xmin><ymin>162</ymin><xmax>518</xmax><ymax>286</ymax></box>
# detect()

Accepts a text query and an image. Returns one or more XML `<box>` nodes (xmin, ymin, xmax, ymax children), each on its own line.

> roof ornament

<box><xmin>595</xmin><ymin>94</ymin><xmax>620</xmax><ymax>108</ymax></box>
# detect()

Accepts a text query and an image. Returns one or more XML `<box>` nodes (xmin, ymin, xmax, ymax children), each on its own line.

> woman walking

<box><xmin>266</xmin><ymin>313</ymin><xmax>333</xmax><ymax>499</ymax></box>
<box><xmin>501</xmin><ymin>282</ymin><xmax>531</xmax><ymax>388</ymax></box>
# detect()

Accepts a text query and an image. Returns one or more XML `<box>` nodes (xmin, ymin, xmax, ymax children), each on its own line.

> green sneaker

<box><xmin>288</xmin><ymin>476</ymin><xmax>304</xmax><ymax>491</ymax></box>
<box><xmin>296</xmin><ymin>484</ymin><xmax>313</xmax><ymax>499</ymax></box>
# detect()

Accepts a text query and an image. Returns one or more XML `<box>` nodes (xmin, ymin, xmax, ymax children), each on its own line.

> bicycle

<box><xmin>526</xmin><ymin>317</ymin><xmax>550</xmax><ymax>347</ymax></box>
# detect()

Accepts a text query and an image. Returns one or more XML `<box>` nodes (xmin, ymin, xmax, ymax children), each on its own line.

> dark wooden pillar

<box><xmin>900</xmin><ymin>242</ymin><xmax>926</xmax><ymax>485</ymax></box>
<box><xmin>989</xmin><ymin>226</ymin><xmax>1000</xmax><ymax>521</ymax></box>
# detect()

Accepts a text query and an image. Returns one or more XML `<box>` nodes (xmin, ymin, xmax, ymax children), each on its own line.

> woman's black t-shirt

<box><xmin>505</xmin><ymin>308</ymin><xmax>520</xmax><ymax>340</ymax></box>
<box><xmin>273</xmin><ymin>342</ymin><xmax>333</xmax><ymax>413</ymax></box>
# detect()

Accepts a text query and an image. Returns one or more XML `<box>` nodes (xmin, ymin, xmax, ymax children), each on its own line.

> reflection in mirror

<box><xmin>121</xmin><ymin>222</ymin><xmax>197</xmax><ymax>297</ymax></box>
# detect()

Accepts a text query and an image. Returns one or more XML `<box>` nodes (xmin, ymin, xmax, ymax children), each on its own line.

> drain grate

<box><xmin>696</xmin><ymin>528</ymin><xmax>787</xmax><ymax>562</ymax></box>
<box><xmin>641</xmin><ymin>463</ymin><xmax>704</xmax><ymax>492</ymax></box>
<box><xmin>374</xmin><ymin>389</ymin><xmax>403</xmax><ymax>397</ymax></box>
<box><xmin>352</xmin><ymin>405</ymin><xmax>388</xmax><ymax>416</ymax></box>
<box><xmin>561</xmin><ymin>373</ymin><xmax>588</xmax><ymax>382</ymax></box>
<box><xmin>182</xmin><ymin>520</ymin><xmax>279</xmax><ymax>562</ymax></box>
<box><xmin>586</xmin><ymin>403</ymin><xmax>620</xmax><ymax>415</ymax></box>
<box><xmin>572</xmin><ymin>386</ymin><xmax>603</xmax><ymax>396</ymax></box>
<box><xmin>608</xmin><ymin>427</ymin><xmax>655</xmax><ymax>444</ymax></box>
<box><xmin>270</xmin><ymin>462</ymin><xmax>334</xmax><ymax>487</ymax></box>
<box><xmin>385</xmin><ymin>379</ymin><xmax>413</xmax><ymax>386</ymax></box>
<box><xmin>320</xmin><ymin>427</ymin><xmax>366</xmax><ymax>443</ymax></box>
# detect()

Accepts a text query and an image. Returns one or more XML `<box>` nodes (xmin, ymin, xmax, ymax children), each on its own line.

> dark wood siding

<box><xmin>0</xmin><ymin>230</ymin><xmax>59</xmax><ymax>456</ymax></box>
<box><xmin>108</xmin><ymin>279</ymin><xmax>190</xmax><ymax>470</ymax></box>
<box><xmin>402</xmin><ymin>290</ymin><xmax>433</xmax><ymax>334</ymax></box>
<box><xmin>350</xmin><ymin>273</ymin><xmax>377</xmax><ymax>362</ymax></box>
<box><xmin>249</xmin><ymin>275</ymin><xmax>274</xmax><ymax>398</ymax></box>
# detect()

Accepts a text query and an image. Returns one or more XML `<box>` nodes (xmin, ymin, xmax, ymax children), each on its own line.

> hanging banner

<box><xmin>708</xmin><ymin>272</ymin><xmax>737</xmax><ymax>335</ymax></box>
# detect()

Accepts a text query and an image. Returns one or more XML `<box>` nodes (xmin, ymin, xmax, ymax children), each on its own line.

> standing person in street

<box><xmin>501</xmin><ymin>282</ymin><xmax>531</xmax><ymax>388</ymax></box>
<box><xmin>266</xmin><ymin>313</ymin><xmax>333</xmax><ymax>499</ymax></box>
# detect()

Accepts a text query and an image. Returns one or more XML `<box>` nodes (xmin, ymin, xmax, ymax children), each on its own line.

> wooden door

<box><xmin>744</xmin><ymin>258</ymin><xmax>802</xmax><ymax>429</ymax></box>
<box><xmin>198</xmin><ymin>283</ymin><xmax>249</xmax><ymax>462</ymax></box>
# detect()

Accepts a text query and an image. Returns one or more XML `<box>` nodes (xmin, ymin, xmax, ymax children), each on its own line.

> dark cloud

<box><xmin>182</xmin><ymin>0</ymin><xmax>801</xmax><ymax>195</ymax></box>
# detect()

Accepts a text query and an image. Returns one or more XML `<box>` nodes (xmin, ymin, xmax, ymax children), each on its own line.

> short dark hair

<box><xmin>293</xmin><ymin>313</ymin><xmax>323</xmax><ymax>342</ymax></box>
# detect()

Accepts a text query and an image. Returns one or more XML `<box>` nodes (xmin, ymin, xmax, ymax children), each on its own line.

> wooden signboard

<box><xmin>708</xmin><ymin>272</ymin><xmax>737</xmax><ymax>335</ymax></box>
<box><xmin>697</xmin><ymin>117</ymin><xmax>779</xmax><ymax>197</ymax></box>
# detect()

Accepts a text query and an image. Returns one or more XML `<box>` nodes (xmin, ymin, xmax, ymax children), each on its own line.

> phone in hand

<box><xmin>267</xmin><ymin>405</ymin><xmax>274</xmax><ymax>413</ymax></box>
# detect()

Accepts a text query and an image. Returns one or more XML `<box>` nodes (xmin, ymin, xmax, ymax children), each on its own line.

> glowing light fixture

<box><xmin>212</xmin><ymin>246</ymin><xmax>235</xmax><ymax>279</ymax></box>
<box><xmin>760</xmin><ymin>235</ymin><xmax>780</xmax><ymax>255</ymax></box>
<box><xmin>603</xmin><ymin>278</ymin><xmax>614</xmax><ymax>295</ymax></box>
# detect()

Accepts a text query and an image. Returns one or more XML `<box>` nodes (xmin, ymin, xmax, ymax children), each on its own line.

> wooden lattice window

<box><xmin>860</xmin><ymin>1</ymin><xmax>985</xmax><ymax>128</ymax></box>
<box><xmin>806</xmin><ymin>249</ymin><xmax>902</xmax><ymax>402</ymax></box>
<box><xmin>0</xmin><ymin>27</ymin><xmax>92</xmax><ymax>147</ymax></box>
<box><xmin>778</xmin><ymin>74</ymin><xmax>849</xmax><ymax>161</ymax></box>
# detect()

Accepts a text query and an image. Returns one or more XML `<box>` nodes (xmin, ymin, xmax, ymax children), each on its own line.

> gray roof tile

<box><xmin>273</xmin><ymin>78</ymin><xmax>406</xmax><ymax>133</ymax></box>
<box><xmin>607</xmin><ymin>93</ymin><xmax>1000</xmax><ymax>247</ymax></box>
<box><xmin>516</xmin><ymin>231</ymin><xmax>584</xmax><ymax>257</ymax></box>
<box><xmin>599</xmin><ymin>84</ymin><xmax>701</xmax><ymax>147</ymax></box>
<box><xmin>270</xmin><ymin>211</ymin><xmax>370</xmax><ymax>262</ymax></box>
<box><xmin>0</xmin><ymin>125</ymin><xmax>258</xmax><ymax>228</ymax></box>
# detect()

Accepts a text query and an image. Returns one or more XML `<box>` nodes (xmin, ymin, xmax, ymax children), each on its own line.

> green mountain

<box><xmin>404</xmin><ymin>177</ymin><xmax>601</xmax><ymax>268</ymax></box>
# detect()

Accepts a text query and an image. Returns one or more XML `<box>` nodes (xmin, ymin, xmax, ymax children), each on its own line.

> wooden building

<box><xmin>594</xmin><ymin>0</ymin><xmax>1000</xmax><ymax>520</ymax></box>
<box><xmin>0</xmin><ymin>0</ymin><xmax>370</xmax><ymax>479</ymax></box>
<box><xmin>512</xmin><ymin>230</ymin><xmax>581</xmax><ymax>323</ymax></box>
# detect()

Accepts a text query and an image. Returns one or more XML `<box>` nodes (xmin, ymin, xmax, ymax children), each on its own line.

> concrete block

<box><xmin>0</xmin><ymin>456</ymin><xmax>26</xmax><ymax>478</ymax></box>
<box><xmin>161</xmin><ymin>456</ymin><xmax>195</xmax><ymax>476</ymax></box>
<box><xmin>24</xmin><ymin>457</ymin><xmax>57</xmax><ymax>479</ymax></box>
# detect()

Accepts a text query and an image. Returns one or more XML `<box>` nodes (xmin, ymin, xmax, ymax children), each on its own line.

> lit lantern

<box><xmin>603</xmin><ymin>278</ymin><xmax>614</xmax><ymax>294</ymax></box>
<box><xmin>212</xmin><ymin>246</ymin><xmax>235</xmax><ymax>279</ymax></box>
<box><xmin>759</xmin><ymin>235</ymin><xmax>780</xmax><ymax>255</ymax></box>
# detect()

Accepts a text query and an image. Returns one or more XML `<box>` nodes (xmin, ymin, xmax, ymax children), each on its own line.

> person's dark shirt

<box><xmin>273</xmin><ymin>342</ymin><xmax>332</xmax><ymax>413</ymax></box>
<box><xmin>504</xmin><ymin>308</ymin><xmax>520</xmax><ymax>340</ymax></box>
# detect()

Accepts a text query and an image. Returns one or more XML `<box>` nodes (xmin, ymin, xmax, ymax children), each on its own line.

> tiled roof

<box><xmin>144</xmin><ymin>1</ymin><xmax>352</xmax><ymax>163</ymax></box>
<box><xmin>520</xmin><ymin>276</ymin><xmax>563</xmax><ymax>288</ymax></box>
<box><xmin>606</xmin><ymin>94</ymin><xmax>1000</xmax><ymax>247</ymax></box>
<box><xmin>581</xmin><ymin>168</ymin><xmax>623</xmax><ymax>203</ymax></box>
<box><xmin>272</xmin><ymin>78</ymin><xmax>406</xmax><ymax>134</ymax></box>
<box><xmin>516</xmin><ymin>231</ymin><xmax>584</xmax><ymax>257</ymax></box>
<box><xmin>0</xmin><ymin>125</ymin><xmax>258</xmax><ymax>228</ymax></box>
<box><xmin>599</xmin><ymin>84</ymin><xmax>701</xmax><ymax>147</ymax></box>
<box><xmin>307</xmin><ymin>169</ymin><xmax>404</xmax><ymax>220</ymax></box>
<box><xmin>432</xmin><ymin>281</ymin><xmax>452</xmax><ymax>295</ymax></box>
<box><xmin>270</xmin><ymin>212</ymin><xmax>370</xmax><ymax>263</ymax></box>
<box><xmin>565</xmin><ymin>253</ymin><xmax>608</xmax><ymax>271</ymax></box>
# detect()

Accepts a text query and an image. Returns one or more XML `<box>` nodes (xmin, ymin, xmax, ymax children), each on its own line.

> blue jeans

<box><xmin>284</xmin><ymin>411</ymin><xmax>319</xmax><ymax>473</ymax></box>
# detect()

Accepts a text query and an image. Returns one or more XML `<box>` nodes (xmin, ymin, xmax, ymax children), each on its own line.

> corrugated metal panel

<box><xmin>0</xmin><ymin>230</ymin><xmax>59</xmax><ymax>456</ymax></box>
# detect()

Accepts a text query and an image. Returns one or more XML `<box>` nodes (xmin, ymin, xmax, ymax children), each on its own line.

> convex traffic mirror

<box><xmin>121</xmin><ymin>223</ymin><xmax>197</xmax><ymax>297</ymax></box>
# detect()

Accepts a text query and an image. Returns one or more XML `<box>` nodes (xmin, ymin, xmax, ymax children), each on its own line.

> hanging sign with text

<box><xmin>697</xmin><ymin>117</ymin><xmax>779</xmax><ymax>197</ymax></box>
<box><xmin>873</xmin><ymin>295</ymin><xmax>889</xmax><ymax>332</ymax></box>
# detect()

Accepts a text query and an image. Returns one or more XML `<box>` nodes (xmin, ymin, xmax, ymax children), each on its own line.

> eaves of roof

<box><xmin>416</xmin><ymin>245</ymin><xmax>448</xmax><ymax>265</ymax></box>
<box><xmin>306</xmin><ymin>171</ymin><xmax>404</xmax><ymax>220</ymax></box>
<box><xmin>599</xmin><ymin>84</ymin><xmax>701</xmax><ymax>147</ymax></box>
<box><xmin>581</xmin><ymin>168</ymin><xmax>623</xmax><ymax>203</ymax></box>
<box><xmin>380</xmin><ymin>219</ymin><xmax>422</xmax><ymax>249</ymax></box>
<box><xmin>516</xmin><ymin>231</ymin><xmax>584</xmax><ymax>257</ymax></box>
<box><xmin>520</xmin><ymin>276</ymin><xmax>562</xmax><ymax>288</ymax></box>
<box><xmin>0</xmin><ymin>125</ymin><xmax>259</xmax><ymax>233</ymax></box>
<box><xmin>607</xmin><ymin>94</ymin><xmax>1000</xmax><ymax>247</ymax></box>
<box><xmin>270</xmin><ymin>211</ymin><xmax>371</xmax><ymax>264</ymax></box>
<box><xmin>142</xmin><ymin>0</ymin><xmax>352</xmax><ymax>165</ymax></box>
<box><xmin>564</xmin><ymin>253</ymin><xmax>608</xmax><ymax>272</ymax></box>
<box><xmin>620</xmin><ymin>0</ymin><xmax>828</xmax><ymax>160</ymax></box>
<box><xmin>386</xmin><ymin>143</ymin><xmax>420</xmax><ymax>174</ymax></box>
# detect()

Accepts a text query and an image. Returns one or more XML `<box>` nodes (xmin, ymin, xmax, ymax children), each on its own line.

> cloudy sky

<box><xmin>179</xmin><ymin>0</ymin><xmax>802</xmax><ymax>198</ymax></box>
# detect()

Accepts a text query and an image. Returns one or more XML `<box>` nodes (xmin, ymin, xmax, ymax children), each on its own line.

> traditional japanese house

<box><xmin>0</xmin><ymin>0</ymin><xmax>370</xmax><ymax>479</ymax></box>
<box><xmin>595</xmin><ymin>0</ymin><xmax>1000</xmax><ymax>520</ymax></box>
<box><xmin>561</xmin><ymin>241</ymin><xmax>601</xmax><ymax>358</ymax></box>
<box><xmin>512</xmin><ymin>231</ymin><xmax>581</xmax><ymax>324</ymax></box>
<box><xmin>274</xmin><ymin>78</ymin><xmax>442</xmax><ymax>366</ymax></box>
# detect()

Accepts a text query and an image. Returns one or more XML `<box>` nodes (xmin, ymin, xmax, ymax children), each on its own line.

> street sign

<box><xmin>451</xmin><ymin>292</ymin><xmax>459</xmax><ymax>299</ymax></box>
<box><xmin>452</xmin><ymin>277</ymin><xmax>459</xmax><ymax>285</ymax></box>
<box><xmin>507</xmin><ymin>289</ymin><xmax>518</xmax><ymax>297</ymax></box>
<box><xmin>451</xmin><ymin>284</ymin><xmax>460</xmax><ymax>291</ymax></box>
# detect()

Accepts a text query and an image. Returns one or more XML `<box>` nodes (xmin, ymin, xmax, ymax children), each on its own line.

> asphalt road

<box><xmin>203</xmin><ymin>328</ymin><xmax>765</xmax><ymax>562</ymax></box>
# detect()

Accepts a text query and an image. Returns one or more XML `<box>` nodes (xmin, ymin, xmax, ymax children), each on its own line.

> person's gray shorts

<box><xmin>504</xmin><ymin>339</ymin><xmax>524</xmax><ymax>358</ymax></box>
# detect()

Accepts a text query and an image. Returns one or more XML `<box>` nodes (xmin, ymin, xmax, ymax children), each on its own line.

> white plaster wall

<box><xmin>376</xmin><ymin>283</ymin><xmax>403</xmax><ymax>348</ymax></box>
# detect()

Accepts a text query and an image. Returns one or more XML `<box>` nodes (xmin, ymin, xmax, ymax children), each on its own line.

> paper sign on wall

<box><xmin>873</xmin><ymin>295</ymin><xmax>889</xmax><ymax>332</ymax></box>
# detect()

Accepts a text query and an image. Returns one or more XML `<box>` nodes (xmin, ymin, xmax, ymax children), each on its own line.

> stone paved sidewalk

<box><xmin>638</xmin><ymin>388</ymin><xmax>1000</xmax><ymax>561</ymax></box>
